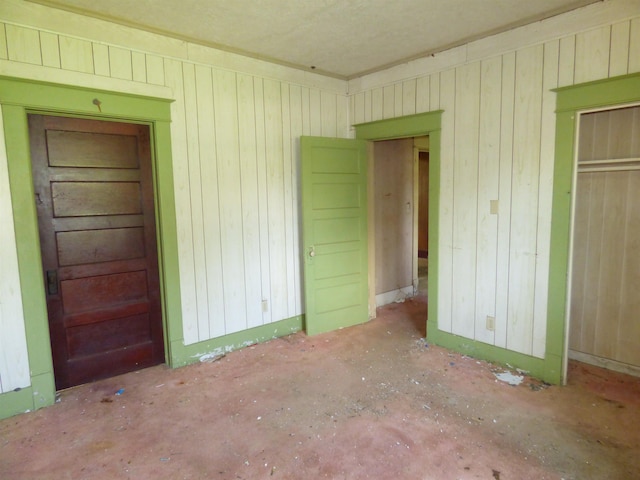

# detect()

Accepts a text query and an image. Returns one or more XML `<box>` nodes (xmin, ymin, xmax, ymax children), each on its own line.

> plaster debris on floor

<box><xmin>1</xmin><ymin>296</ymin><xmax>639</xmax><ymax>480</ymax></box>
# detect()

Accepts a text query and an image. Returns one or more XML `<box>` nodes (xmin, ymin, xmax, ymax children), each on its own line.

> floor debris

<box><xmin>1</xmin><ymin>297</ymin><xmax>639</xmax><ymax>480</ymax></box>
<box><xmin>493</xmin><ymin>371</ymin><xmax>524</xmax><ymax>386</ymax></box>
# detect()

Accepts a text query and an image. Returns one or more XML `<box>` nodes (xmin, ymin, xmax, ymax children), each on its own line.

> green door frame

<box><xmin>0</xmin><ymin>77</ymin><xmax>183</xmax><ymax>418</ymax></box>
<box><xmin>355</xmin><ymin>111</ymin><xmax>444</xmax><ymax>353</ymax></box>
<box><xmin>548</xmin><ymin>72</ymin><xmax>640</xmax><ymax>383</ymax></box>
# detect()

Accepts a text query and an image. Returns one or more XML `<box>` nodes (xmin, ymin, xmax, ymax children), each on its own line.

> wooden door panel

<box><xmin>67</xmin><ymin>314</ymin><xmax>151</xmax><ymax>357</ymax></box>
<box><xmin>56</xmin><ymin>227</ymin><xmax>146</xmax><ymax>266</ymax></box>
<box><xmin>51</xmin><ymin>182</ymin><xmax>142</xmax><ymax>216</ymax></box>
<box><xmin>29</xmin><ymin>114</ymin><xmax>164</xmax><ymax>389</ymax></box>
<box><xmin>60</xmin><ymin>271</ymin><xmax>148</xmax><ymax>313</ymax></box>
<box><xmin>63</xmin><ymin>301</ymin><xmax>149</xmax><ymax>329</ymax></box>
<box><xmin>46</xmin><ymin>130</ymin><xmax>139</xmax><ymax>168</ymax></box>
<box><xmin>66</xmin><ymin>343</ymin><xmax>155</xmax><ymax>387</ymax></box>
<box><xmin>53</xmin><ymin>214</ymin><xmax>144</xmax><ymax>232</ymax></box>
<box><xmin>57</xmin><ymin>258</ymin><xmax>148</xmax><ymax>281</ymax></box>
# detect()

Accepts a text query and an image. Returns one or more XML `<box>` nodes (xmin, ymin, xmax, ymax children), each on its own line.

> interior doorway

<box><xmin>568</xmin><ymin>104</ymin><xmax>640</xmax><ymax>377</ymax></box>
<box><xmin>29</xmin><ymin>115</ymin><xmax>165</xmax><ymax>389</ymax></box>
<box><xmin>371</xmin><ymin>136</ymin><xmax>429</xmax><ymax>307</ymax></box>
<box><xmin>417</xmin><ymin>146</ymin><xmax>429</xmax><ymax>298</ymax></box>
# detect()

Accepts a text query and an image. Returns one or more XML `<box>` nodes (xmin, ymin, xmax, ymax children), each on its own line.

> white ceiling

<box><xmin>30</xmin><ymin>0</ymin><xmax>600</xmax><ymax>79</ymax></box>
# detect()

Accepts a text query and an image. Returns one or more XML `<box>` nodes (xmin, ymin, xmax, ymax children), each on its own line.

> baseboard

<box><xmin>170</xmin><ymin>315</ymin><xmax>305</xmax><ymax>367</ymax></box>
<box><xmin>375</xmin><ymin>286</ymin><xmax>415</xmax><ymax>307</ymax></box>
<box><xmin>568</xmin><ymin>350</ymin><xmax>640</xmax><ymax>378</ymax></box>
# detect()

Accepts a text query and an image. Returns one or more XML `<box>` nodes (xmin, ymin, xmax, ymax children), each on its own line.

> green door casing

<box><xmin>301</xmin><ymin>136</ymin><xmax>369</xmax><ymax>335</ymax></box>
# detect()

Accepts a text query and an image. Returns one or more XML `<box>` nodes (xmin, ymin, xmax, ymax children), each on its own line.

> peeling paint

<box><xmin>196</xmin><ymin>348</ymin><xmax>227</xmax><ymax>363</ymax></box>
<box><xmin>190</xmin><ymin>325</ymin><xmax>302</xmax><ymax>364</ymax></box>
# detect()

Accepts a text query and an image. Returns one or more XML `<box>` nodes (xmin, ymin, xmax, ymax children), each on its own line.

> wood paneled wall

<box><xmin>0</xmin><ymin>109</ymin><xmax>30</xmax><ymax>393</ymax></box>
<box><xmin>165</xmin><ymin>63</ymin><xmax>348</xmax><ymax>344</ymax></box>
<box><xmin>349</xmin><ymin>14</ymin><xmax>640</xmax><ymax>358</ymax></box>
<box><xmin>0</xmin><ymin>1</ymin><xmax>348</xmax><ymax>393</ymax></box>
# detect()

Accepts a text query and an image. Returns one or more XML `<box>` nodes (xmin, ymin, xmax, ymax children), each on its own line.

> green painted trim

<box><xmin>428</xmin><ymin>329</ymin><xmax>548</xmax><ymax>380</ymax></box>
<box><xmin>355</xmin><ymin>112</ymin><xmax>442</xmax><ymax>341</ymax></box>
<box><xmin>0</xmin><ymin>77</ymin><xmax>181</xmax><ymax>419</ymax></box>
<box><xmin>150</xmin><ymin>120</ymin><xmax>183</xmax><ymax>361</ymax></box>
<box><xmin>426</xmin><ymin>129</ymin><xmax>441</xmax><ymax>345</ymax></box>
<box><xmin>0</xmin><ymin>371</ymin><xmax>56</xmax><ymax>420</ymax></box>
<box><xmin>553</xmin><ymin>72</ymin><xmax>640</xmax><ymax>112</ymax></box>
<box><xmin>548</xmin><ymin>73</ymin><xmax>640</xmax><ymax>384</ymax></box>
<box><xmin>354</xmin><ymin>112</ymin><xmax>446</xmax><ymax>361</ymax></box>
<box><xmin>0</xmin><ymin>388</ymin><xmax>34</xmax><ymax>420</ymax></box>
<box><xmin>169</xmin><ymin>315</ymin><xmax>304</xmax><ymax>367</ymax></box>
<box><xmin>31</xmin><ymin>372</ymin><xmax>57</xmax><ymax>410</ymax></box>
<box><xmin>0</xmin><ymin>76</ymin><xmax>172</xmax><ymax>121</ymax></box>
<box><xmin>355</xmin><ymin>111</ymin><xmax>443</xmax><ymax>141</ymax></box>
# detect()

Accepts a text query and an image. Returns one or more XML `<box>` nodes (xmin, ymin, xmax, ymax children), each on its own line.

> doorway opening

<box><xmin>371</xmin><ymin>136</ymin><xmax>429</xmax><ymax>308</ymax></box>
<box><xmin>29</xmin><ymin>114</ymin><xmax>165</xmax><ymax>389</ymax></box>
<box><xmin>568</xmin><ymin>104</ymin><xmax>640</xmax><ymax>378</ymax></box>
<box><xmin>417</xmin><ymin>145</ymin><xmax>430</xmax><ymax>298</ymax></box>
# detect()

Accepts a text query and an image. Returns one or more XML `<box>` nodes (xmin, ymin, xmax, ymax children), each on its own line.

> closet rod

<box><xmin>578</xmin><ymin>157</ymin><xmax>640</xmax><ymax>165</ymax></box>
<box><xmin>578</xmin><ymin>164</ymin><xmax>640</xmax><ymax>173</ymax></box>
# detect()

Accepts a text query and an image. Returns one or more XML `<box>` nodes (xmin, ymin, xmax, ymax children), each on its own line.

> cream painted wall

<box><xmin>0</xmin><ymin>0</ymin><xmax>348</xmax><ymax>394</ymax></box>
<box><xmin>349</xmin><ymin>0</ymin><xmax>640</xmax><ymax>359</ymax></box>
<box><xmin>0</xmin><ymin>107</ymin><xmax>30</xmax><ymax>392</ymax></box>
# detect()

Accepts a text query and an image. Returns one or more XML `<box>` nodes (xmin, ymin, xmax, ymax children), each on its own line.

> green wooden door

<box><xmin>301</xmin><ymin>136</ymin><xmax>369</xmax><ymax>335</ymax></box>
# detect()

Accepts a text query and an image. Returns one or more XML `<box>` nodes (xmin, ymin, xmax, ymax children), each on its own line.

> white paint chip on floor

<box><xmin>494</xmin><ymin>371</ymin><xmax>524</xmax><ymax>386</ymax></box>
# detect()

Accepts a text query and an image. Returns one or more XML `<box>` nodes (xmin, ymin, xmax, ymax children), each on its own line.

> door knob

<box><xmin>309</xmin><ymin>246</ymin><xmax>316</xmax><ymax>257</ymax></box>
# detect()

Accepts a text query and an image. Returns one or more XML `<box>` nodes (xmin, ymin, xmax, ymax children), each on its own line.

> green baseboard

<box><xmin>0</xmin><ymin>387</ymin><xmax>36</xmax><ymax>420</ymax></box>
<box><xmin>0</xmin><ymin>372</ymin><xmax>57</xmax><ymax>420</ymax></box>
<box><xmin>427</xmin><ymin>324</ymin><xmax>561</xmax><ymax>384</ymax></box>
<box><xmin>170</xmin><ymin>315</ymin><xmax>304</xmax><ymax>367</ymax></box>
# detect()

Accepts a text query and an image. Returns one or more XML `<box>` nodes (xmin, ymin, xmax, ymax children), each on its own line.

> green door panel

<box><xmin>301</xmin><ymin>136</ymin><xmax>369</xmax><ymax>336</ymax></box>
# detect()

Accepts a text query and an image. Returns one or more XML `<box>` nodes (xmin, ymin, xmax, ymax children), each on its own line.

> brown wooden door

<box><xmin>29</xmin><ymin>115</ymin><xmax>164</xmax><ymax>389</ymax></box>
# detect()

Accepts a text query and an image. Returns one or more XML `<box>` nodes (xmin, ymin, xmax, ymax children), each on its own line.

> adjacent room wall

<box><xmin>373</xmin><ymin>138</ymin><xmax>414</xmax><ymax>304</ymax></box>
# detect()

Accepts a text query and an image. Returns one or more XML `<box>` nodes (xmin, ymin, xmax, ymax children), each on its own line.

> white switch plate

<box><xmin>486</xmin><ymin>315</ymin><xmax>495</xmax><ymax>331</ymax></box>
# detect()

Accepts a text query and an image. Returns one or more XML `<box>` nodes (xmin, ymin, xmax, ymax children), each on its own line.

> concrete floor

<box><xmin>1</xmin><ymin>296</ymin><xmax>639</xmax><ymax>479</ymax></box>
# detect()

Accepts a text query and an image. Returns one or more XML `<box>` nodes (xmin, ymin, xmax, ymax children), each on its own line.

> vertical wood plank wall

<box><xmin>0</xmin><ymin>108</ymin><xmax>30</xmax><ymax>393</ymax></box>
<box><xmin>0</xmin><ymin>1</ymin><xmax>639</xmax><ymax>394</ymax></box>
<box><xmin>349</xmin><ymin>12</ymin><xmax>640</xmax><ymax>359</ymax></box>
<box><xmin>0</xmin><ymin>3</ymin><xmax>348</xmax><ymax>393</ymax></box>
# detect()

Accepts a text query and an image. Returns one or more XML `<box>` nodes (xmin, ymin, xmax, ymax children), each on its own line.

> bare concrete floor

<box><xmin>1</xmin><ymin>297</ymin><xmax>639</xmax><ymax>479</ymax></box>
